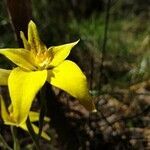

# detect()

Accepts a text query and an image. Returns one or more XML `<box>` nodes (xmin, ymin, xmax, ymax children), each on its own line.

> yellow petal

<box><xmin>8</xmin><ymin>67</ymin><xmax>47</xmax><ymax>124</ymax></box>
<box><xmin>28</xmin><ymin>21</ymin><xmax>47</xmax><ymax>53</ymax></box>
<box><xmin>0</xmin><ymin>49</ymin><xmax>36</xmax><ymax>71</ymax></box>
<box><xmin>48</xmin><ymin>40</ymin><xmax>79</xmax><ymax>67</ymax></box>
<box><xmin>29</xmin><ymin>111</ymin><xmax>40</xmax><ymax>122</ymax></box>
<box><xmin>0</xmin><ymin>69</ymin><xmax>11</xmax><ymax>85</ymax></box>
<box><xmin>20</xmin><ymin>31</ymin><xmax>30</xmax><ymax>50</ymax></box>
<box><xmin>0</xmin><ymin>95</ymin><xmax>10</xmax><ymax>123</ymax></box>
<box><xmin>0</xmin><ymin>96</ymin><xmax>20</xmax><ymax>126</ymax></box>
<box><xmin>47</xmin><ymin>60</ymin><xmax>95</xmax><ymax>111</ymax></box>
<box><xmin>29</xmin><ymin>111</ymin><xmax>50</xmax><ymax>122</ymax></box>
<box><xmin>20</xmin><ymin>123</ymin><xmax>51</xmax><ymax>141</ymax></box>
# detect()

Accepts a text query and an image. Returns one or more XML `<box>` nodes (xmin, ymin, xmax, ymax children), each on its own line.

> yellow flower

<box><xmin>0</xmin><ymin>21</ymin><xmax>95</xmax><ymax>123</ymax></box>
<box><xmin>0</xmin><ymin>95</ymin><xmax>50</xmax><ymax>140</ymax></box>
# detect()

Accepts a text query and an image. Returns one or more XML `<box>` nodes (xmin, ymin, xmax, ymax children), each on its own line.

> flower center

<box><xmin>34</xmin><ymin>50</ymin><xmax>53</xmax><ymax>70</ymax></box>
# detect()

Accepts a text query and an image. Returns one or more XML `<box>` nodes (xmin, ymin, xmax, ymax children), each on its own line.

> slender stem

<box><xmin>0</xmin><ymin>133</ymin><xmax>13</xmax><ymax>150</ymax></box>
<box><xmin>26</xmin><ymin>117</ymin><xmax>40</xmax><ymax>150</ymax></box>
<box><xmin>10</xmin><ymin>126</ymin><xmax>20</xmax><ymax>150</ymax></box>
<box><xmin>90</xmin><ymin>56</ymin><xmax>94</xmax><ymax>90</ymax></box>
<box><xmin>99</xmin><ymin>0</ymin><xmax>111</xmax><ymax>89</ymax></box>
<box><xmin>38</xmin><ymin>86</ymin><xmax>47</xmax><ymax>139</ymax></box>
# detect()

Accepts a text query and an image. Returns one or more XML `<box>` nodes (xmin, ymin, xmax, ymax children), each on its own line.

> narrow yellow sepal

<box><xmin>0</xmin><ymin>48</ymin><xmax>36</xmax><ymax>71</ymax></box>
<box><xmin>29</xmin><ymin>111</ymin><xmax>50</xmax><ymax>122</ymax></box>
<box><xmin>20</xmin><ymin>123</ymin><xmax>51</xmax><ymax>141</ymax></box>
<box><xmin>0</xmin><ymin>69</ymin><xmax>11</xmax><ymax>85</ymax></box>
<box><xmin>20</xmin><ymin>31</ymin><xmax>30</xmax><ymax>50</ymax></box>
<box><xmin>28</xmin><ymin>21</ymin><xmax>47</xmax><ymax>54</ymax></box>
<box><xmin>0</xmin><ymin>95</ymin><xmax>10</xmax><ymax>122</ymax></box>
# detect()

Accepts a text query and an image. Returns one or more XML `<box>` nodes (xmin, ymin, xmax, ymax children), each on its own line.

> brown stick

<box><xmin>6</xmin><ymin>0</ymin><xmax>32</xmax><ymax>46</ymax></box>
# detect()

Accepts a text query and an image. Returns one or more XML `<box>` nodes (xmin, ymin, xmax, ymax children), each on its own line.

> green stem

<box><xmin>0</xmin><ymin>133</ymin><xmax>13</xmax><ymax>150</ymax></box>
<box><xmin>38</xmin><ymin>86</ymin><xmax>47</xmax><ymax>139</ymax></box>
<box><xmin>10</xmin><ymin>126</ymin><xmax>20</xmax><ymax>150</ymax></box>
<box><xmin>26</xmin><ymin>117</ymin><xmax>40</xmax><ymax>150</ymax></box>
<box><xmin>99</xmin><ymin>0</ymin><xmax>111</xmax><ymax>89</ymax></box>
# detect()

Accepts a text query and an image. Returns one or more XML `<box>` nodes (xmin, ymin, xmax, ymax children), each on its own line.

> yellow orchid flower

<box><xmin>0</xmin><ymin>21</ymin><xmax>95</xmax><ymax>121</ymax></box>
<box><xmin>0</xmin><ymin>95</ymin><xmax>50</xmax><ymax>140</ymax></box>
